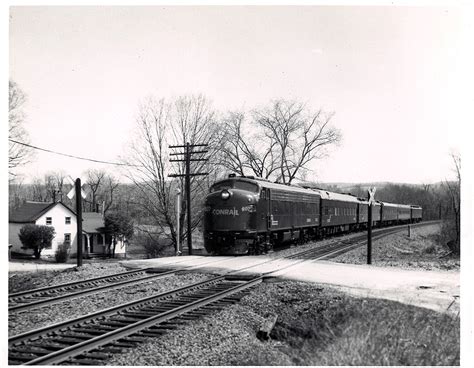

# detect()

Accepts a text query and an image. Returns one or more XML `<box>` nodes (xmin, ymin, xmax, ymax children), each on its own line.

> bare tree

<box><xmin>44</xmin><ymin>174</ymin><xmax>57</xmax><ymax>202</ymax></box>
<box><xmin>445</xmin><ymin>152</ymin><xmax>461</xmax><ymax>252</ymax></box>
<box><xmin>220</xmin><ymin>111</ymin><xmax>280</xmax><ymax>179</ymax></box>
<box><xmin>123</xmin><ymin>97</ymin><xmax>175</xmax><ymax>249</ymax></box>
<box><xmin>9</xmin><ymin>177</ymin><xmax>25</xmax><ymax>211</ymax></box>
<box><xmin>254</xmin><ymin>99</ymin><xmax>341</xmax><ymax>183</ymax></box>
<box><xmin>31</xmin><ymin>177</ymin><xmax>46</xmax><ymax>202</ymax></box>
<box><xmin>84</xmin><ymin>169</ymin><xmax>106</xmax><ymax>212</ymax></box>
<box><xmin>54</xmin><ymin>171</ymin><xmax>67</xmax><ymax>201</ymax></box>
<box><xmin>100</xmin><ymin>175</ymin><xmax>120</xmax><ymax>214</ymax></box>
<box><xmin>9</xmin><ymin>80</ymin><xmax>32</xmax><ymax>174</ymax></box>
<box><xmin>220</xmin><ymin>100</ymin><xmax>341</xmax><ymax>183</ymax></box>
<box><xmin>123</xmin><ymin>95</ymin><xmax>224</xmax><ymax>252</ymax></box>
<box><xmin>43</xmin><ymin>171</ymin><xmax>67</xmax><ymax>202</ymax></box>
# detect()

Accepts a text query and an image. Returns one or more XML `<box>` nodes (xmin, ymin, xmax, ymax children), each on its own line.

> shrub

<box><xmin>423</xmin><ymin>244</ymin><xmax>436</xmax><ymax>254</ymax></box>
<box><xmin>18</xmin><ymin>224</ymin><xmax>56</xmax><ymax>259</ymax></box>
<box><xmin>104</xmin><ymin>212</ymin><xmax>134</xmax><ymax>257</ymax></box>
<box><xmin>54</xmin><ymin>243</ymin><xmax>70</xmax><ymax>263</ymax></box>
<box><xmin>133</xmin><ymin>232</ymin><xmax>173</xmax><ymax>258</ymax></box>
<box><xmin>437</xmin><ymin>220</ymin><xmax>460</xmax><ymax>255</ymax></box>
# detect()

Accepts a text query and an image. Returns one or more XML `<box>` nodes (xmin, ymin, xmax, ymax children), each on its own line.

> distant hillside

<box><xmin>299</xmin><ymin>181</ymin><xmax>445</xmax><ymax>191</ymax></box>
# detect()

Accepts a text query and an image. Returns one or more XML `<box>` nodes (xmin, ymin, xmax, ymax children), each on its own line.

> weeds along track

<box><xmin>8</xmin><ymin>268</ymin><xmax>175</xmax><ymax>313</ymax></box>
<box><xmin>8</xmin><ymin>274</ymin><xmax>262</xmax><ymax>365</ymax></box>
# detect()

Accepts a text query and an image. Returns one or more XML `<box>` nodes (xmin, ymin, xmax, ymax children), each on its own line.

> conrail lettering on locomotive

<box><xmin>212</xmin><ymin>208</ymin><xmax>239</xmax><ymax>216</ymax></box>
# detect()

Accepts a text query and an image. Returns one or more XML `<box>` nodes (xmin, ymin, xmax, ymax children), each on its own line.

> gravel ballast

<box><xmin>9</xmin><ymin>262</ymin><xmax>128</xmax><ymax>293</ymax></box>
<box><xmin>332</xmin><ymin>223</ymin><xmax>460</xmax><ymax>270</ymax></box>
<box><xmin>9</xmin><ymin>269</ymin><xmax>213</xmax><ymax>337</ymax></box>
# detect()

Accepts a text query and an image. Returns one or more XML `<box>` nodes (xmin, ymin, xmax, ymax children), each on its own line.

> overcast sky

<box><xmin>9</xmin><ymin>5</ymin><xmax>467</xmax><ymax>184</ymax></box>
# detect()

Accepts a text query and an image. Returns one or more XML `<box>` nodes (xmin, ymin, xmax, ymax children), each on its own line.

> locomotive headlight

<box><xmin>221</xmin><ymin>190</ymin><xmax>231</xmax><ymax>200</ymax></box>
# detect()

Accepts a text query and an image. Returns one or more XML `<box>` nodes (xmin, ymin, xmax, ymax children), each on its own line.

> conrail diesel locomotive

<box><xmin>203</xmin><ymin>175</ymin><xmax>422</xmax><ymax>255</ymax></box>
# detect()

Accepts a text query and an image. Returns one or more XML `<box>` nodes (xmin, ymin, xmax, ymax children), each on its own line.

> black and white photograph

<box><xmin>5</xmin><ymin>1</ymin><xmax>471</xmax><ymax>366</ymax></box>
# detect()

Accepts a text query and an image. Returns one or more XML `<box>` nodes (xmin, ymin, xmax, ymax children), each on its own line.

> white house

<box><xmin>9</xmin><ymin>201</ymin><xmax>126</xmax><ymax>258</ymax></box>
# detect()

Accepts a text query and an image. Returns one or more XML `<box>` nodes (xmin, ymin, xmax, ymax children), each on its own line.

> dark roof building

<box><xmin>82</xmin><ymin>212</ymin><xmax>106</xmax><ymax>234</ymax></box>
<box><xmin>9</xmin><ymin>201</ymin><xmax>76</xmax><ymax>223</ymax></box>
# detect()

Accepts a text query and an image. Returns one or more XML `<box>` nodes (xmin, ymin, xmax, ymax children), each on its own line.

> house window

<box><xmin>64</xmin><ymin>233</ymin><xmax>71</xmax><ymax>244</ymax></box>
<box><xmin>65</xmin><ymin>217</ymin><xmax>71</xmax><ymax>224</ymax></box>
<box><xmin>46</xmin><ymin>217</ymin><xmax>52</xmax><ymax>225</ymax></box>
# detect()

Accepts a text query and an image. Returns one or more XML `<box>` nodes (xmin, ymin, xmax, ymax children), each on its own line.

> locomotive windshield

<box><xmin>210</xmin><ymin>180</ymin><xmax>259</xmax><ymax>193</ymax></box>
<box><xmin>210</xmin><ymin>181</ymin><xmax>232</xmax><ymax>193</ymax></box>
<box><xmin>234</xmin><ymin>181</ymin><xmax>258</xmax><ymax>192</ymax></box>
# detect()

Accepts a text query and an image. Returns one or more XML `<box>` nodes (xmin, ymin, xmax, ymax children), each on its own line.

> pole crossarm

<box><xmin>169</xmin><ymin>144</ymin><xmax>208</xmax><ymax>148</ymax></box>
<box><xmin>170</xmin><ymin>150</ymin><xmax>208</xmax><ymax>156</ymax></box>
<box><xmin>168</xmin><ymin>173</ymin><xmax>209</xmax><ymax>178</ymax></box>
<box><xmin>170</xmin><ymin>158</ymin><xmax>208</xmax><ymax>162</ymax></box>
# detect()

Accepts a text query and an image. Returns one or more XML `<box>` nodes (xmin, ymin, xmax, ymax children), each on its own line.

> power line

<box><xmin>8</xmin><ymin>138</ymin><xmax>139</xmax><ymax>167</ymax></box>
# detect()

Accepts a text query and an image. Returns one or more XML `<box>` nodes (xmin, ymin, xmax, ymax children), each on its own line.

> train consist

<box><xmin>203</xmin><ymin>175</ymin><xmax>422</xmax><ymax>255</ymax></box>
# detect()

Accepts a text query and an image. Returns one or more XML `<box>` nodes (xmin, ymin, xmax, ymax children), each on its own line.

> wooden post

<box><xmin>257</xmin><ymin>313</ymin><xmax>278</xmax><ymax>341</ymax></box>
<box><xmin>408</xmin><ymin>225</ymin><xmax>411</xmax><ymax>238</ymax></box>
<box><xmin>185</xmin><ymin>142</ymin><xmax>192</xmax><ymax>256</ymax></box>
<box><xmin>176</xmin><ymin>187</ymin><xmax>181</xmax><ymax>256</ymax></box>
<box><xmin>367</xmin><ymin>187</ymin><xmax>376</xmax><ymax>265</ymax></box>
<box><xmin>75</xmin><ymin>178</ymin><xmax>83</xmax><ymax>267</ymax></box>
<box><xmin>367</xmin><ymin>202</ymin><xmax>372</xmax><ymax>265</ymax></box>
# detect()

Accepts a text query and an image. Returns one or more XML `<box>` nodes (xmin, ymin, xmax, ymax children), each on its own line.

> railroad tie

<box><xmin>69</xmin><ymin>357</ymin><xmax>104</xmax><ymax>365</ymax></box>
<box><xmin>99</xmin><ymin>346</ymin><xmax>126</xmax><ymax>354</ymax></box>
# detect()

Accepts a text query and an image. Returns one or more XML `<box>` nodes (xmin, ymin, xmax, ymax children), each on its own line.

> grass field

<box><xmin>241</xmin><ymin>282</ymin><xmax>460</xmax><ymax>366</ymax></box>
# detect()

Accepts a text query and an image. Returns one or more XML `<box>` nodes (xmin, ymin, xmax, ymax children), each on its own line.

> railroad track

<box><xmin>8</xmin><ymin>274</ymin><xmax>262</xmax><ymax>365</ymax></box>
<box><xmin>285</xmin><ymin>226</ymin><xmax>408</xmax><ymax>261</ymax></box>
<box><xmin>9</xmin><ymin>255</ymin><xmax>238</xmax><ymax>314</ymax></box>
<box><xmin>282</xmin><ymin>221</ymin><xmax>437</xmax><ymax>261</ymax></box>
<box><xmin>8</xmin><ymin>268</ymin><xmax>175</xmax><ymax>313</ymax></box>
<box><xmin>8</xmin><ymin>221</ymin><xmax>437</xmax><ymax>365</ymax></box>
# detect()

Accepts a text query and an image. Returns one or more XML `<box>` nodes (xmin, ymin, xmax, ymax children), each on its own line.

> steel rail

<box><xmin>9</xmin><ymin>268</ymin><xmax>149</xmax><ymax>298</ymax></box>
<box><xmin>9</xmin><ymin>256</ymin><xmax>236</xmax><ymax>314</ymax></box>
<box><xmin>14</xmin><ymin>276</ymin><xmax>262</xmax><ymax>365</ymax></box>
<box><xmin>316</xmin><ymin>229</ymin><xmax>404</xmax><ymax>260</ymax></box>
<box><xmin>9</xmin><ymin>270</ymin><xmax>176</xmax><ymax>313</ymax></box>
<box><xmin>8</xmin><ymin>275</ymin><xmax>226</xmax><ymax>345</ymax></box>
<box><xmin>301</xmin><ymin>221</ymin><xmax>437</xmax><ymax>258</ymax></box>
<box><xmin>283</xmin><ymin>226</ymin><xmax>401</xmax><ymax>260</ymax></box>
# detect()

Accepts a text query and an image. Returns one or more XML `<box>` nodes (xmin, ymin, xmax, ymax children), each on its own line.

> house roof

<box><xmin>9</xmin><ymin>201</ymin><xmax>76</xmax><ymax>223</ymax></box>
<box><xmin>82</xmin><ymin>212</ymin><xmax>105</xmax><ymax>234</ymax></box>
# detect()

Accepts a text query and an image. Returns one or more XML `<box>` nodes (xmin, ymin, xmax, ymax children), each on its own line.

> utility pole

<box><xmin>169</xmin><ymin>142</ymin><xmax>208</xmax><ymax>255</ymax></box>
